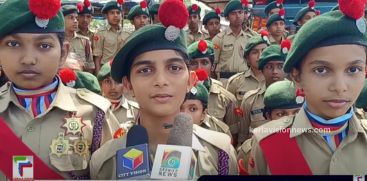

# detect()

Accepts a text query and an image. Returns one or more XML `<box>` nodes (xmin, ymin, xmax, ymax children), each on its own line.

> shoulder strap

<box><xmin>91</xmin><ymin>108</ymin><xmax>105</xmax><ymax>154</ymax></box>
<box><xmin>0</xmin><ymin>117</ymin><xmax>64</xmax><ymax>180</ymax></box>
<box><xmin>259</xmin><ymin>128</ymin><xmax>312</xmax><ymax>175</ymax></box>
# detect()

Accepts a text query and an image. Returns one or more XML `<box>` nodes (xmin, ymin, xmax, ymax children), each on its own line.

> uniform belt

<box><xmin>220</xmin><ymin>72</ymin><xmax>237</xmax><ymax>79</ymax></box>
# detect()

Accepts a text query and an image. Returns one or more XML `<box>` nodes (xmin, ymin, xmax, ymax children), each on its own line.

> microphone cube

<box><xmin>122</xmin><ymin>148</ymin><xmax>144</xmax><ymax>170</ymax></box>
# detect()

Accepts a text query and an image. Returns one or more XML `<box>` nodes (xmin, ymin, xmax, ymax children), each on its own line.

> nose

<box><xmin>153</xmin><ymin>70</ymin><xmax>169</xmax><ymax>88</ymax></box>
<box><xmin>329</xmin><ymin>73</ymin><xmax>348</xmax><ymax>94</ymax></box>
<box><xmin>20</xmin><ymin>50</ymin><xmax>37</xmax><ymax>65</ymax></box>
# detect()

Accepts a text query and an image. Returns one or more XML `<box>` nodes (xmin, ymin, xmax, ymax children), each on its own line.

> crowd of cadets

<box><xmin>1</xmin><ymin>0</ymin><xmax>367</xmax><ymax>179</ymax></box>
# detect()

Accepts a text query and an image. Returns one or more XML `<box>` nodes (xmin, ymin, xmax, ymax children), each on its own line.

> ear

<box><xmin>59</xmin><ymin>41</ymin><xmax>70</xmax><ymax>68</ymax></box>
<box><xmin>122</xmin><ymin>76</ymin><xmax>134</xmax><ymax>97</ymax></box>
<box><xmin>187</xmin><ymin>71</ymin><xmax>196</xmax><ymax>93</ymax></box>
<box><xmin>201</xmin><ymin>109</ymin><xmax>207</xmax><ymax>121</ymax></box>
<box><xmin>290</xmin><ymin>68</ymin><xmax>302</xmax><ymax>88</ymax></box>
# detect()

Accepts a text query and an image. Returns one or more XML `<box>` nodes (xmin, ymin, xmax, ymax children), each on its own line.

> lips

<box><xmin>323</xmin><ymin>99</ymin><xmax>350</xmax><ymax>109</ymax></box>
<box><xmin>18</xmin><ymin>69</ymin><xmax>40</xmax><ymax>79</ymax></box>
<box><xmin>151</xmin><ymin>94</ymin><xmax>173</xmax><ymax>103</ymax></box>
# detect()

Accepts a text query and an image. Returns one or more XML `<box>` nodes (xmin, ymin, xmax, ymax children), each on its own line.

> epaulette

<box><xmin>252</xmin><ymin>116</ymin><xmax>294</xmax><ymax>142</ymax></box>
<box><xmin>239</xmin><ymin>137</ymin><xmax>252</xmax><ymax>154</ymax></box>
<box><xmin>127</xmin><ymin>100</ymin><xmax>139</xmax><ymax>109</ymax></box>
<box><xmin>193</xmin><ymin>125</ymin><xmax>232</xmax><ymax>155</ymax></box>
<box><xmin>76</xmin><ymin>88</ymin><xmax>111</xmax><ymax>113</ymax></box>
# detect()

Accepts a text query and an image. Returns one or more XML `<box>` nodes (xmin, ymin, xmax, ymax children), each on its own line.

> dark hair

<box><xmin>56</xmin><ymin>32</ymin><xmax>65</xmax><ymax>57</ymax></box>
<box><xmin>263</xmin><ymin>107</ymin><xmax>272</xmax><ymax>120</ymax></box>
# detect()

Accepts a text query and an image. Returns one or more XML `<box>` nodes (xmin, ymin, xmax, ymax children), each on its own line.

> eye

<box><xmin>313</xmin><ymin>66</ymin><xmax>328</xmax><ymax>74</ymax></box>
<box><xmin>169</xmin><ymin>64</ymin><xmax>183</xmax><ymax>72</ymax></box>
<box><xmin>189</xmin><ymin>107</ymin><xmax>198</xmax><ymax>112</ymax></box>
<box><xmin>277</xmin><ymin>64</ymin><xmax>284</xmax><ymax>69</ymax></box>
<box><xmin>276</xmin><ymin>112</ymin><xmax>284</xmax><ymax>117</ymax></box>
<box><xmin>39</xmin><ymin>43</ymin><xmax>52</xmax><ymax>49</ymax></box>
<box><xmin>138</xmin><ymin>67</ymin><xmax>152</xmax><ymax>74</ymax></box>
<box><xmin>6</xmin><ymin>40</ymin><xmax>20</xmax><ymax>47</ymax></box>
<box><xmin>347</xmin><ymin>66</ymin><xmax>362</xmax><ymax>74</ymax></box>
<box><xmin>202</xmin><ymin>60</ymin><xmax>210</xmax><ymax>66</ymax></box>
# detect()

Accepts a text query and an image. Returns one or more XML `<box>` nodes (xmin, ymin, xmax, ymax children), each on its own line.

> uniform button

<box><xmin>26</xmin><ymin>126</ymin><xmax>34</xmax><ymax>132</ymax></box>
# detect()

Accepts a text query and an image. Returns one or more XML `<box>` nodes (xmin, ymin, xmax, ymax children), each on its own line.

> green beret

<box><xmin>266</xmin><ymin>13</ymin><xmax>285</xmax><ymax>27</ymax></box>
<box><xmin>355</xmin><ymin>79</ymin><xmax>367</xmax><ymax>108</ymax></box>
<box><xmin>264</xmin><ymin>80</ymin><xmax>302</xmax><ymax>109</ymax></box>
<box><xmin>244</xmin><ymin>36</ymin><xmax>269</xmax><ymax>57</ymax></box>
<box><xmin>188</xmin><ymin>40</ymin><xmax>214</xmax><ymax>60</ymax></box>
<box><xmin>224</xmin><ymin>0</ymin><xmax>244</xmax><ymax>17</ymax></box>
<box><xmin>62</xmin><ymin>5</ymin><xmax>78</xmax><ymax>16</ymax></box>
<box><xmin>0</xmin><ymin>0</ymin><xmax>64</xmax><ymax>38</ymax></box>
<box><xmin>293</xmin><ymin>7</ymin><xmax>316</xmax><ymax>26</ymax></box>
<box><xmin>149</xmin><ymin>3</ymin><xmax>160</xmax><ymax>15</ymax></box>
<box><xmin>187</xmin><ymin>4</ymin><xmax>201</xmax><ymax>16</ymax></box>
<box><xmin>97</xmin><ymin>62</ymin><xmax>112</xmax><ymax>81</ymax></box>
<box><xmin>111</xmin><ymin>24</ymin><xmax>187</xmax><ymax>83</ymax></box>
<box><xmin>258</xmin><ymin>44</ymin><xmax>283</xmax><ymax>70</ymax></box>
<box><xmin>102</xmin><ymin>1</ymin><xmax>122</xmax><ymax>14</ymax></box>
<box><xmin>203</xmin><ymin>11</ymin><xmax>220</xmax><ymax>26</ymax></box>
<box><xmin>127</xmin><ymin>4</ymin><xmax>150</xmax><ymax>20</ymax></box>
<box><xmin>75</xmin><ymin>71</ymin><xmax>101</xmax><ymax>94</ymax></box>
<box><xmin>283</xmin><ymin>11</ymin><xmax>367</xmax><ymax>73</ymax></box>
<box><xmin>264</xmin><ymin>1</ymin><xmax>280</xmax><ymax>16</ymax></box>
<box><xmin>185</xmin><ymin>83</ymin><xmax>209</xmax><ymax>105</ymax></box>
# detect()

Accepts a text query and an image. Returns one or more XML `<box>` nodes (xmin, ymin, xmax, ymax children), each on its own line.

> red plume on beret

<box><xmin>29</xmin><ymin>0</ymin><xmax>61</xmax><ymax>19</ymax></box>
<box><xmin>76</xmin><ymin>3</ymin><xmax>84</xmax><ymax>12</ymax></box>
<box><xmin>338</xmin><ymin>0</ymin><xmax>366</xmax><ymax>20</ymax></box>
<box><xmin>281</xmin><ymin>39</ymin><xmax>291</xmax><ymax>54</ymax></box>
<box><xmin>279</xmin><ymin>8</ymin><xmax>285</xmax><ymax>18</ymax></box>
<box><xmin>308</xmin><ymin>0</ymin><xmax>315</xmax><ymax>9</ymax></box>
<box><xmin>215</xmin><ymin>8</ymin><xmax>221</xmax><ymax>15</ymax></box>
<box><xmin>241</xmin><ymin>0</ymin><xmax>249</xmax><ymax>7</ymax></box>
<box><xmin>198</xmin><ymin>40</ymin><xmax>208</xmax><ymax>54</ymax></box>
<box><xmin>159</xmin><ymin>0</ymin><xmax>188</xmax><ymax>29</ymax></box>
<box><xmin>84</xmin><ymin>0</ymin><xmax>91</xmax><ymax>7</ymax></box>
<box><xmin>195</xmin><ymin>69</ymin><xmax>209</xmax><ymax>82</ymax></box>
<box><xmin>192</xmin><ymin>4</ymin><xmax>199</xmax><ymax>12</ymax></box>
<box><xmin>276</xmin><ymin>0</ymin><xmax>283</xmax><ymax>6</ymax></box>
<box><xmin>140</xmin><ymin>0</ymin><xmax>148</xmax><ymax>9</ymax></box>
<box><xmin>59</xmin><ymin>68</ymin><xmax>77</xmax><ymax>87</ymax></box>
<box><xmin>117</xmin><ymin>0</ymin><xmax>124</xmax><ymax>5</ymax></box>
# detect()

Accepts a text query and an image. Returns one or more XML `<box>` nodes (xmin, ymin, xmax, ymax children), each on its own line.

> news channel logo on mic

<box><xmin>12</xmin><ymin>155</ymin><xmax>33</xmax><ymax>181</ymax></box>
<box><xmin>116</xmin><ymin>144</ymin><xmax>150</xmax><ymax>179</ymax></box>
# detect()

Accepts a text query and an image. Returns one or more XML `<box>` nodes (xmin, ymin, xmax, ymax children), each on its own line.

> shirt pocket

<box><xmin>221</xmin><ymin>44</ymin><xmax>234</xmax><ymax>61</ymax></box>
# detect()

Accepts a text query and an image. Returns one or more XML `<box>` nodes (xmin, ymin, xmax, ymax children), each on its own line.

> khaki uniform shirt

<box><xmin>69</xmin><ymin>33</ymin><xmax>95</xmax><ymax>70</ymax></box>
<box><xmin>201</xmin><ymin>114</ymin><xmax>232</xmax><ymax>138</ymax></box>
<box><xmin>249</xmin><ymin>109</ymin><xmax>367</xmax><ymax>175</ymax></box>
<box><xmin>243</xmin><ymin>25</ymin><xmax>259</xmax><ymax>38</ymax></box>
<box><xmin>268</xmin><ymin>34</ymin><xmax>286</xmax><ymax>45</ymax></box>
<box><xmin>208</xmin><ymin>79</ymin><xmax>239</xmax><ymax>135</ymax></box>
<box><xmin>212</xmin><ymin>28</ymin><xmax>250</xmax><ymax>74</ymax></box>
<box><xmin>77</xmin><ymin>29</ymin><xmax>95</xmax><ymax>45</ymax></box>
<box><xmin>237</xmin><ymin>137</ymin><xmax>253</xmax><ymax>171</ymax></box>
<box><xmin>186</xmin><ymin>29</ymin><xmax>209</xmax><ymax>45</ymax></box>
<box><xmin>89</xmin><ymin>124</ymin><xmax>238</xmax><ymax>179</ymax></box>
<box><xmin>355</xmin><ymin>108</ymin><xmax>367</xmax><ymax>120</ymax></box>
<box><xmin>239</xmin><ymin>84</ymin><xmax>268</xmax><ymax>144</ymax></box>
<box><xmin>0</xmin><ymin>81</ymin><xmax>120</xmax><ymax>180</ymax></box>
<box><xmin>226</xmin><ymin>69</ymin><xmax>265</xmax><ymax>104</ymax></box>
<box><xmin>112</xmin><ymin>96</ymin><xmax>139</xmax><ymax>124</ymax></box>
<box><xmin>93</xmin><ymin>24</ymin><xmax>131</xmax><ymax>64</ymax></box>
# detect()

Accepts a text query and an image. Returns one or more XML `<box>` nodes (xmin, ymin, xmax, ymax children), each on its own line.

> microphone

<box><xmin>151</xmin><ymin>113</ymin><xmax>197</xmax><ymax>180</ymax></box>
<box><xmin>116</xmin><ymin>125</ymin><xmax>151</xmax><ymax>179</ymax></box>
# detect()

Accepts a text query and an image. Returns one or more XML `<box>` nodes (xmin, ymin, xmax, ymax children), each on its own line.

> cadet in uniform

<box><xmin>186</xmin><ymin>4</ymin><xmax>209</xmax><ymax>45</ymax></box>
<box><xmin>226</xmin><ymin>32</ymin><xmax>268</xmax><ymax>104</ymax></box>
<box><xmin>127</xmin><ymin>1</ymin><xmax>150</xmax><ymax>31</ymax></box>
<box><xmin>187</xmin><ymin>40</ymin><xmax>241</xmax><ymax>146</ymax></box>
<box><xmin>241</xmin><ymin>0</ymin><xmax>258</xmax><ymax>37</ymax></box>
<box><xmin>62</xmin><ymin>5</ymin><xmax>95</xmax><ymax>73</ymax></box>
<box><xmin>212</xmin><ymin>0</ymin><xmax>250</xmax><ymax>85</ymax></box>
<box><xmin>0</xmin><ymin>0</ymin><xmax>119</xmax><ymax>179</ymax></box>
<box><xmin>93</xmin><ymin>1</ymin><xmax>130</xmax><ymax>74</ymax></box>
<box><xmin>59</xmin><ymin>67</ymin><xmax>102</xmax><ymax>94</ymax></box>
<box><xmin>266</xmin><ymin>8</ymin><xmax>287</xmax><ymax>45</ymax></box>
<box><xmin>97</xmin><ymin>62</ymin><xmax>139</xmax><ymax>124</ymax></box>
<box><xmin>239</xmin><ymin>41</ymin><xmax>287</xmax><ymax>144</ymax></box>
<box><xmin>181</xmin><ymin>82</ymin><xmax>232</xmax><ymax>137</ymax></box>
<box><xmin>288</xmin><ymin>0</ymin><xmax>318</xmax><ymax>41</ymax></box>
<box><xmin>264</xmin><ymin>0</ymin><xmax>282</xmax><ymax>17</ymax></box>
<box><xmin>148</xmin><ymin>3</ymin><xmax>161</xmax><ymax>24</ymax></box>
<box><xmin>203</xmin><ymin>8</ymin><xmax>221</xmax><ymax>41</ymax></box>
<box><xmin>237</xmin><ymin>80</ymin><xmax>302</xmax><ymax>174</ymax></box>
<box><xmin>77</xmin><ymin>0</ymin><xmax>95</xmax><ymax>43</ymax></box>
<box><xmin>249</xmin><ymin>1</ymin><xmax>367</xmax><ymax>174</ymax></box>
<box><xmin>89</xmin><ymin>0</ymin><xmax>238</xmax><ymax>178</ymax></box>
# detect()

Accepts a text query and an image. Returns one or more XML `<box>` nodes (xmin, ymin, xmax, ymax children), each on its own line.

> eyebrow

<box><xmin>309</xmin><ymin>59</ymin><xmax>365</xmax><ymax>66</ymax></box>
<box><xmin>132</xmin><ymin>57</ymin><xmax>185</xmax><ymax>68</ymax></box>
<box><xmin>7</xmin><ymin>34</ymin><xmax>56</xmax><ymax>41</ymax></box>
